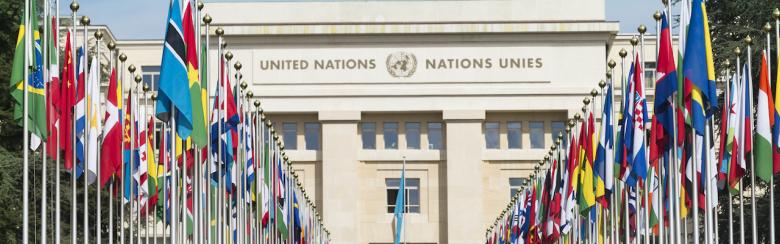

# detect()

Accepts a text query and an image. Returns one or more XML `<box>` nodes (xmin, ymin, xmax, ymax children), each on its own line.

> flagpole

<box><xmin>42</xmin><ymin>0</ymin><xmax>50</xmax><ymax>242</ymax></box>
<box><xmin>142</xmin><ymin>83</ymin><xmax>150</xmax><ymax>244</ymax></box>
<box><xmin>161</xmin><ymin>121</ymin><xmax>168</xmax><ymax>244</ymax></box>
<box><xmin>194</xmin><ymin>3</ymin><xmax>203</xmax><ymax>244</ymax></box>
<box><xmin>130</xmin><ymin>68</ymin><xmax>139</xmax><ymax>244</ymax></box>
<box><xmin>734</xmin><ymin>46</ymin><xmax>745</xmax><ymax>244</ymax></box>
<box><xmin>81</xmin><ymin>15</ymin><xmax>90</xmax><ymax>244</ymax></box>
<box><xmin>724</xmin><ymin>59</ymin><xmax>734</xmax><ymax>244</ymax></box>
<box><xmin>121</xmin><ymin>59</ymin><xmax>130</xmax><ymax>244</ymax></box>
<box><xmin>763</xmin><ymin>20</ymin><xmax>776</xmax><ymax>244</ymax></box>
<box><xmin>653</xmin><ymin>11</ymin><xmax>666</xmax><ymax>244</ymax></box>
<box><xmin>745</xmin><ymin>36</ymin><xmax>757</xmax><ymax>244</ymax></box>
<box><xmin>151</xmin><ymin>93</ymin><xmax>158</xmax><ymax>244</ymax></box>
<box><xmin>202</xmin><ymin>13</ymin><xmax>212</xmax><ymax>244</ymax></box>
<box><xmin>22</xmin><ymin>0</ymin><xmax>30</xmax><ymax>243</ymax></box>
<box><xmin>55</xmin><ymin>0</ymin><xmax>63</xmax><ymax>241</ymax></box>
<box><xmin>94</xmin><ymin>29</ymin><xmax>104</xmax><ymax>244</ymax></box>
<box><xmin>69</xmin><ymin>4</ymin><xmax>79</xmax><ymax>244</ymax></box>
<box><xmin>607</xmin><ymin>60</ymin><xmax>617</xmax><ymax>244</ymax></box>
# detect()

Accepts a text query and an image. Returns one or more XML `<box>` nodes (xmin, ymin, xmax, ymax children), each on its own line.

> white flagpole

<box><xmin>746</xmin><ymin>36</ymin><xmax>757</xmax><ymax>244</ymax></box>
<box><xmin>194</xmin><ymin>2</ymin><xmax>203</xmax><ymax>243</ymax></box>
<box><xmin>54</xmin><ymin>1</ymin><xmax>63</xmax><ymax>242</ymax></box>
<box><xmin>81</xmin><ymin>16</ymin><xmax>90</xmax><ymax>244</ymax></box>
<box><xmin>22</xmin><ymin>0</ymin><xmax>30</xmax><ymax>242</ymax></box>
<box><xmin>771</xmin><ymin>10</ymin><xmax>780</xmax><ymax>244</ymax></box>
<box><xmin>130</xmin><ymin>67</ymin><xmax>138</xmax><ymax>244</ymax></box>
<box><xmin>143</xmin><ymin>85</ymin><xmax>149</xmax><ymax>244</ymax></box>
<box><xmin>735</xmin><ymin>47</ymin><xmax>745</xmax><ymax>244</ymax></box>
<box><xmin>653</xmin><ymin>12</ymin><xmax>665</xmax><ymax>244</ymax></box>
<box><xmin>725</xmin><ymin>60</ymin><xmax>733</xmax><ymax>244</ymax></box>
<box><xmin>765</xmin><ymin>20</ymin><xmax>776</xmax><ymax>244</ymax></box>
<box><xmin>42</xmin><ymin>0</ymin><xmax>50</xmax><ymax>242</ymax></box>
<box><xmin>69</xmin><ymin>4</ymin><xmax>78</xmax><ymax>244</ymax></box>
<box><xmin>203</xmin><ymin>13</ymin><xmax>213</xmax><ymax>244</ymax></box>
<box><xmin>95</xmin><ymin>29</ymin><xmax>103</xmax><ymax>244</ymax></box>
<box><xmin>171</xmin><ymin>109</ymin><xmax>178</xmax><ymax>244</ymax></box>
<box><xmin>107</xmin><ymin>43</ymin><xmax>116</xmax><ymax>244</ymax></box>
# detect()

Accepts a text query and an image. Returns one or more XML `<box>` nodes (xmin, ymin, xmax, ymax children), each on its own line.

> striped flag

<box><xmin>155</xmin><ymin>0</ymin><xmax>193</xmax><ymax>138</ymax></box>
<box><xmin>182</xmin><ymin>0</ymin><xmax>207</xmax><ymax>147</ymax></box>
<box><xmin>100</xmin><ymin>68</ymin><xmax>122</xmax><ymax>187</ymax></box>
<box><xmin>757</xmin><ymin>51</ymin><xmax>775</xmax><ymax>182</ymax></box>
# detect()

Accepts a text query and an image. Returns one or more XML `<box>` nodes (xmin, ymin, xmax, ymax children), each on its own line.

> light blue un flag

<box><xmin>393</xmin><ymin>167</ymin><xmax>405</xmax><ymax>244</ymax></box>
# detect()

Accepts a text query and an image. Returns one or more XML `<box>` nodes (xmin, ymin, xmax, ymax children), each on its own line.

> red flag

<box><xmin>60</xmin><ymin>31</ymin><xmax>75</xmax><ymax>170</ymax></box>
<box><xmin>100</xmin><ymin>69</ymin><xmax>122</xmax><ymax>186</ymax></box>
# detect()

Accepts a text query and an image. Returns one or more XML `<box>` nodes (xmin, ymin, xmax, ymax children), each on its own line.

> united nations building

<box><xmin>86</xmin><ymin>0</ymin><xmax>666</xmax><ymax>243</ymax></box>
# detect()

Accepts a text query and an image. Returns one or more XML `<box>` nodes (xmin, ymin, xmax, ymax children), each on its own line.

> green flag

<box><xmin>10</xmin><ymin>1</ymin><xmax>48</xmax><ymax>141</ymax></box>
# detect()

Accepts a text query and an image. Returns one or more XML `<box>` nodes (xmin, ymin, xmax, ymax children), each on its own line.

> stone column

<box><xmin>319</xmin><ymin>111</ymin><xmax>361</xmax><ymax>244</ymax></box>
<box><xmin>443</xmin><ymin>110</ymin><xmax>485</xmax><ymax>243</ymax></box>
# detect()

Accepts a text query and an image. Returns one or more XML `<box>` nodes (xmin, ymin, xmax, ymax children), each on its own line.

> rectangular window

<box><xmin>427</xmin><ymin>122</ymin><xmax>443</xmax><ymax>150</ymax></box>
<box><xmin>383</xmin><ymin>122</ymin><xmax>399</xmax><ymax>149</ymax></box>
<box><xmin>386</xmin><ymin>178</ymin><xmax>421</xmax><ymax>213</ymax></box>
<box><xmin>141</xmin><ymin>65</ymin><xmax>161</xmax><ymax>90</ymax></box>
<box><xmin>304</xmin><ymin>122</ymin><xmax>320</xmax><ymax>150</ymax></box>
<box><xmin>551</xmin><ymin>121</ymin><xmax>566</xmax><ymax>147</ymax></box>
<box><xmin>529</xmin><ymin>121</ymin><xmax>545</xmax><ymax>149</ymax></box>
<box><xmin>644</xmin><ymin>62</ymin><xmax>656</xmax><ymax>88</ymax></box>
<box><xmin>283</xmin><ymin>122</ymin><xmax>297</xmax><ymax>150</ymax></box>
<box><xmin>507</xmin><ymin>122</ymin><xmax>522</xmax><ymax>149</ymax></box>
<box><xmin>405</xmin><ymin>122</ymin><xmax>421</xmax><ymax>149</ymax></box>
<box><xmin>485</xmin><ymin>122</ymin><xmax>500</xmax><ymax>149</ymax></box>
<box><xmin>362</xmin><ymin>122</ymin><xmax>376</xmax><ymax>149</ymax></box>
<box><xmin>509</xmin><ymin>177</ymin><xmax>528</xmax><ymax>198</ymax></box>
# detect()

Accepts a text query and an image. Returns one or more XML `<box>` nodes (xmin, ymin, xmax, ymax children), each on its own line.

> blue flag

<box><xmin>155</xmin><ymin>0</ymin><xmax>193</xmax><ymax>139</ymax></box>
<box><xmin>393</xmin><ymin>166</ymin><xmax>406</xmax><ymax>244</ymax></box>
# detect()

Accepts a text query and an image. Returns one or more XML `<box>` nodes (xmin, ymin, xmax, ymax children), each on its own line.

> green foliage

<box><xmin>0</xmin><ymin>0</ymin><xmax>23</xmax><ymax>152</ymax></box>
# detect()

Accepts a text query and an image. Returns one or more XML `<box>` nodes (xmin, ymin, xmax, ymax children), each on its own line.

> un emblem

<box><xmin>386</xmin><ymin>51</ymin><xmax>417</xmax><ymax>78</ymax></box>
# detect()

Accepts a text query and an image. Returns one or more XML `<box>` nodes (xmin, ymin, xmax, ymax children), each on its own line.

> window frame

<box><xmin>507</xmin><ymin>121</ymin><xmax>522</xmax><ymax>149</ymax></box>
<box><xmin>405</xmin><ymin>122</ymin><xmax>421</xmax><ymax>149</ymax></box>
<box><xmin>303</xmin><ymin>122</ymin><xmax>321</xmax><ymax>150</ymax></box>
<box><xmin>383</xmin><ymin>122</ymin><xmax>399</xmax><ymax>150</ymax></box>
<box><xmin>282</xmin><ymin>122</ymin><xmax>298</xmax><ymax>150</ymax></box>
<box><xmin>385</xmin><ymin>178</ymin><xmax>421</xmax><ymax>214</ymax></box>
<box><xmin>529</xmin><ymin>121</ymin><xmax>545</xmax><ymax>149</ymax></box>
<box><xmin>361</xmin><ymin>122</ymin><xmax>377</xmax><ymax>149</ymax></box>
<box><xmin>485</xmin><ymin>121</ymin><xmax>500</xmax><ymax>149</ymax></box>
<box><xmin>427</xmin><ymin>122</ymin><xmax>443</xmax><ymax>150</ymax></box>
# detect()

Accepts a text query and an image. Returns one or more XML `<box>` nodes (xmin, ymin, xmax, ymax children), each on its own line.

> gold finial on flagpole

<box><xmin>654</xmin><ymin>11</ymin><xmax>662</xmax><ymax>21</ymax></box>
<box><xmin>94</xmin><ymin>30</ymin><xmax>103</xmax><ymax>39</ymax></box>
<box><xmin>638</xmin><ymin>25</ymin><xmax>647</xmax><ymax>34</ymax></box>
<box><xmin>764</xmin><ymin>22</ymin><xmax>772</xmax><ymax>32</ymax></box>
<box><xmin>107</xmin><ymin>41</ymin><xmax>116</xmax><ymax>50</ymax></box>
<box><xmin>745</xmin><ymin>35</ymin><xmax>753</xmax><ymax>45</ymax></box>
<box><xmin>70</xmin><ymin>1</ymin><xmax>79</xmax><ymax>11</ymax></box>
<box><xmin>774</xmin><ymin>8</ymin><xmax>780</xmax><ymax>19</ymax></box>
<box><xmin>119</xmin><ymin>53</ymin><xmax>127</xmax><ymax>62</ymax></box>
<box><xmin>225</xmin><ymin>51</ymin><xmax>233</xmax><ymax>61</ymax></box>
<box><xmin>197</xmin><ymin>0</ymin><xmax>204</xmax><ymax>10</ymax></box>
<box><xmin>215</xmin><ymin>27</ymin><xmax>223</xmax><ymax>36</ymax></box>
<box><xmin>142</xmin><ymin>83</ymin><xmax>149</xmax><ymax>92</ymax></box>
<box><xmin>203</xmin><ymin>14</ymin><xmax>212</xmax><ymax>24</ymax></box>
<box><xmin>234</xmin><ymin>61</ymin><xmax>242</xmax><ymax>70</ymax></box>
<box><xmin>590</xmin><ymin>88</ymin><xmax>598</xmax><ymax>97</ymax></box>
<box><xmin>608</xmin><ymin>60</ymin><xmax>616</xmax><ymax>69</ymax></box>
<box><xmin>128</xmin><ymin>64</ymin><xmax>136</xmax><ymax>73</ymax></box>
<box><xmin>80</xmin><ymin>16</ymin><xmax>89</xmax><ymax>25</ymax></box>
<box><xmin>619</xmin><ymin>48</ymin><xmax>628</xmax><ymax>58</ymax></box>
<box><xmin>599</xmin><ymin>80</ymin><xmax>607</xmax><ymax>88</ymax></box>
<box><xmin>254</xmin><ymin>100</ymin><xmax>261</xmax><ymax>108</ymax></box>
<box><xmin>134</xmin><ymin>75</ymin><xmax>142</xmax><ymax>84</ymax></box>
<box><xmin>630</xmin><ymin>36</ymin><xmax>639</xmax><ymax>46</ymax></box>
<box><xmin>151</xmin><ymin>93</ymin><xmax>157</xmax><ymax>101</ymax></box>
<box><xmin>583</xmin><ymin>97</ymin><xmax>591</xmax><ymax>106</ymax></box>
<box><xmin>734</xmin><ymin>47</ymin><xmax>741</xmax><ymax>55</ymax></box>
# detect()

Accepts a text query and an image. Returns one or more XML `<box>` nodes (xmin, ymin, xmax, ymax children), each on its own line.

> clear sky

<box><xmin>60</xmin><ymin>0</ymin><xmax>671</xmax><ymax>40</ymax></box>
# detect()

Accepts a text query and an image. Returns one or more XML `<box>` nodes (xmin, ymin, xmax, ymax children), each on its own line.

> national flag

<box><xmin>122</xmin><ymin>92</ymin><xmax>135</xmax><ymax>201</ymax></box>
<box><xmin>100</xmin><ymin>68</ymin><xmax>123</xmax><ymax>187</ymax></box>
<box><xmin>155</xmin><ymin>0</ymin><xmax>193</xmax><ymax>138</ymax></box>
<box><xmin>628</xmin><ymin>54</ymin><xmax>648</xmax><ymax>187</ymax></box>
<box><xmin>276</xmin><ymin>156</ymin><xmax>289</xmax><ymax>238</ymax></box>
<box><xmin>578</xmin><ymin>112</ymin><xmax>596</xmax><ymax>213</ymax></box>
<box><xmin>682</xmin><ymin>0</ymin><xmax>718</xmax><ymax>135</ymax></box>
<box><xmin>182</xmin><ymin>0</ymin><xmax>207</xmax><ymax>147</ymax></box>
<box><xmin>74</xmin><ymin>47</ymin><xmax>87</xmax><ymax>178</ymax></box>
<box><xmin>654</xmin><ymin>11</ymin><xmax>679</xmax><ymax>154</ymax></box>
<box><xmin>728</xmin><ymin>64</ymin><xmax>750</xmax><ymax>189</ymax></box>
<box><xmin>10</xmin><ymin>0</ymin><xmax>48</xmax><ymax>145</ymax></box>
<box><xmin>756</xmin><ymin>51</ymin><xmax>775</xmax><ymax>183</ymax></box>
<box><xmin>718</xmin><ymin>73</ymin><xmax>735</xmax><ymax>186</ymax></box>
<box><xmin>61</xmin><ymin>31</ymin><xmax>76</xmax><ymax>171</ymax></box>
<box><xmin>595</xmin><ymin>83</ymin><xmax>614</xmax><ymax>204</ymax></box>
<box><xmin>45</xmin><ymin>16</ymin><xmax>60</xmax><ymax>157</ymax></box>
<box><xmin>776</xmin><ymin>33</ymin><xmax>780</xmax><ymax>177</ymax></box>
